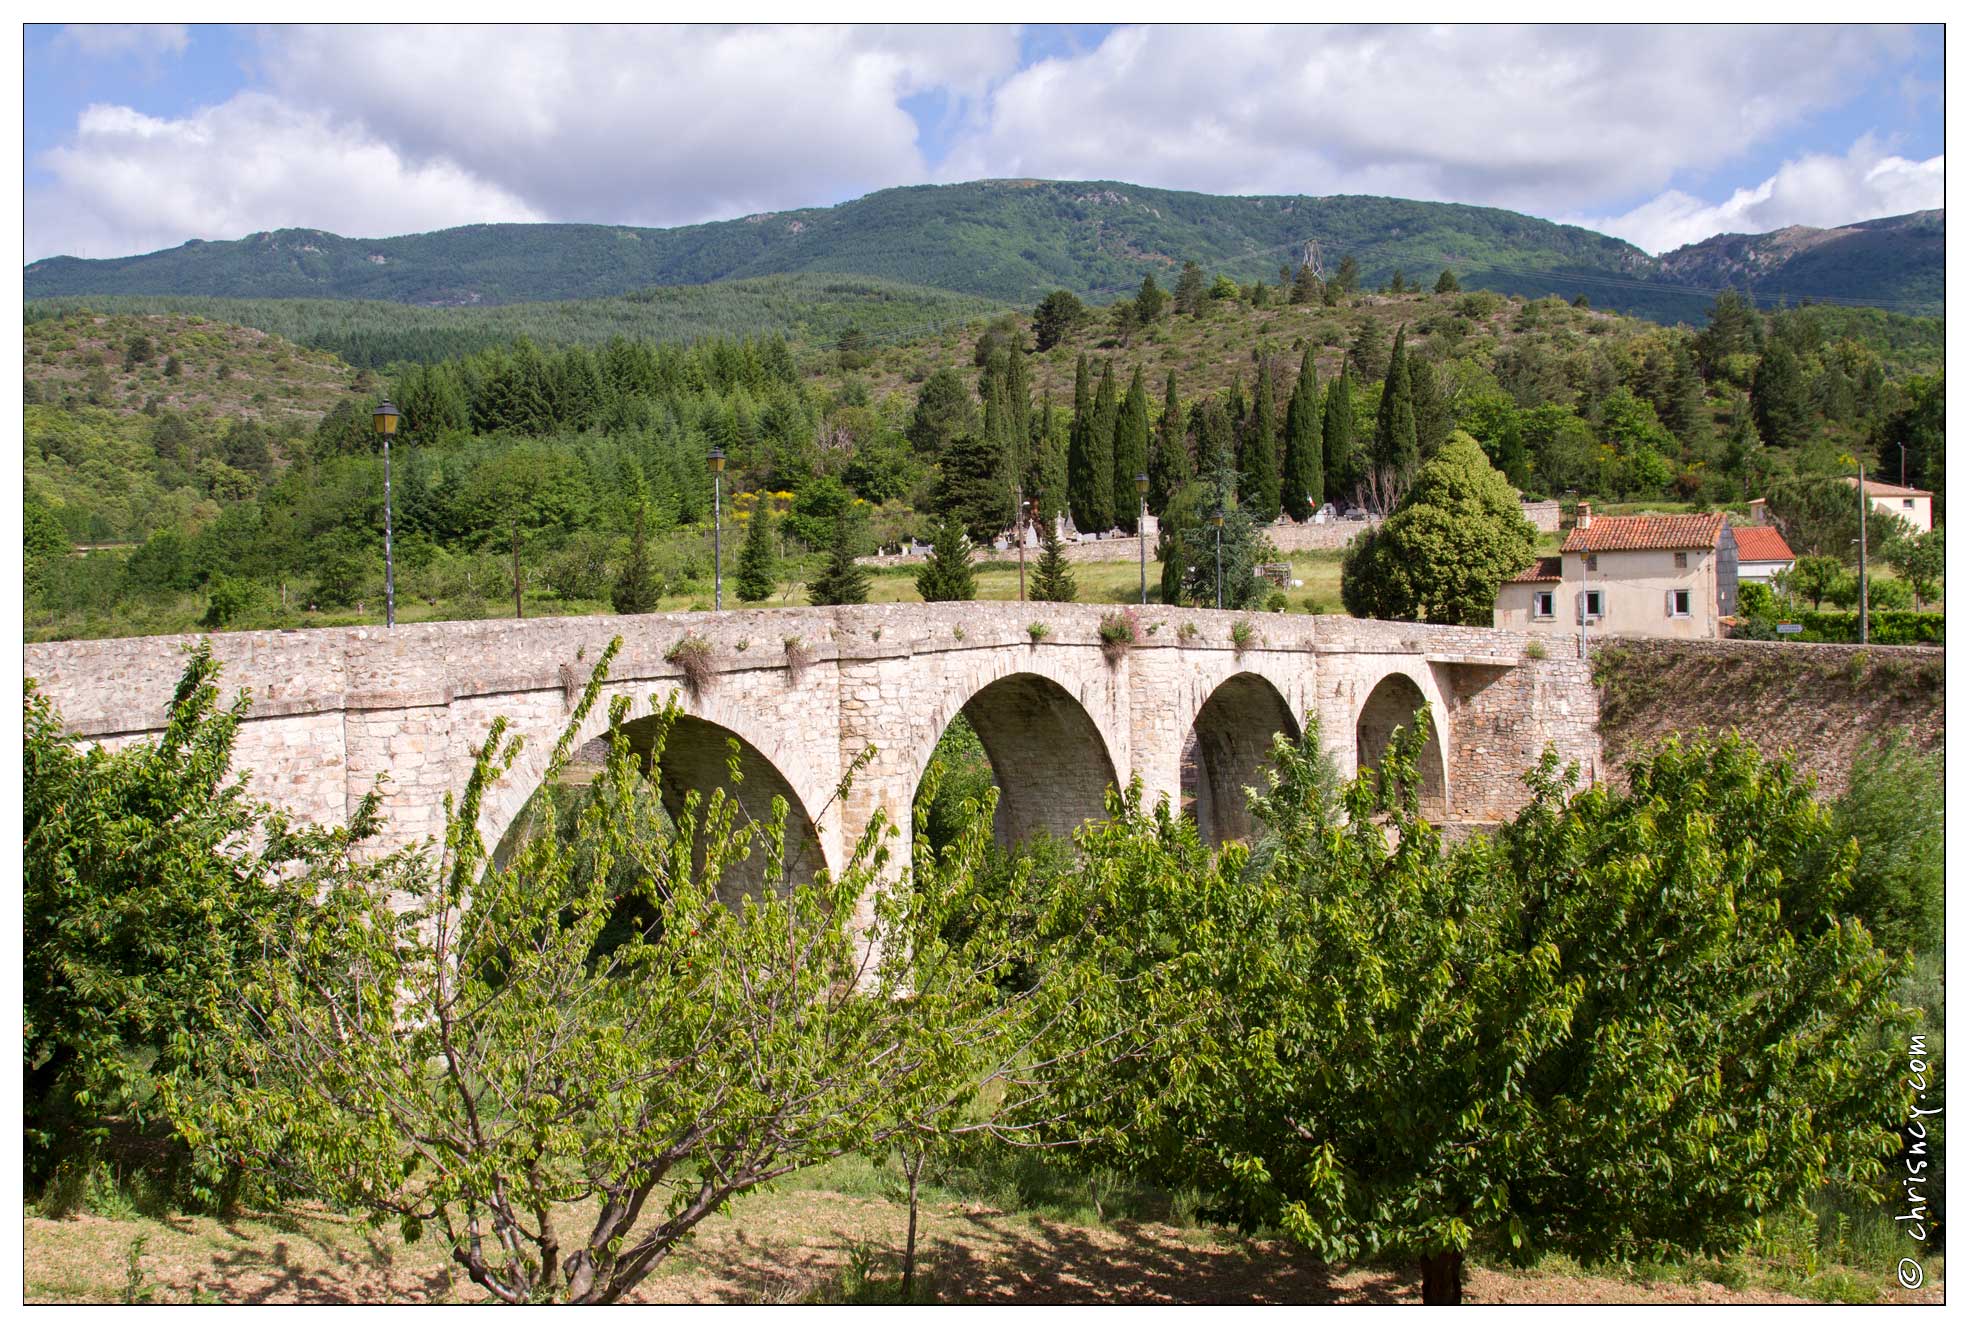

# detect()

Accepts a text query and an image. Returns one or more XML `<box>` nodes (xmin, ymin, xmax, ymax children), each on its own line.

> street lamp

<box><xmin>1136</xmin><ymin>473</ymin><xmax>1150</xmax><ymax>604</ymax></box>
<box><xmin>1856</xmin><ymin>458</ymin><xmax>1869</xmax><ymax>645</ymax></box>
<box><xmin>372</xmin><ymin>400</ymin><xmax>400</xmax><ymax>628</ymax></box>
<box><xmin>1211</xmin><ymin>506</ymin><xmax>1225</xmax><ymax>611</ymax></box>
<box><xmin>708</xmin><ymin>447</ymin><xmax>726</xmax><ymax>611</ymax></box>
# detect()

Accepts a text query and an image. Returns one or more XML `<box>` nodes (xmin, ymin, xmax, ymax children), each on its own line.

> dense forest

<box><xmin>23</xmin><ymin>263</ymin><xmax>1945</xmax><ymax>641</ymax></box>
<box><xmin>25</xmin><ymin>178</ymin><xmax>1944</xmax><ymax>322</ymax></box>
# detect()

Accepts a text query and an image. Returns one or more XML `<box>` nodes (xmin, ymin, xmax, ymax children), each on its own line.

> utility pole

<box><xmin>1858</xmin><ymin>460</ymin><xmax>1870</xmax><ymax>645</ymax></box>
<box><xmin>1016</xmin><ymin>483</ymin><xmax>1027</xmax><ymax>602</ymax></box>
<box><xmin>512</xmin><ymin>520</ymin><xmax>523</xmax><ymax>619</ymax></box>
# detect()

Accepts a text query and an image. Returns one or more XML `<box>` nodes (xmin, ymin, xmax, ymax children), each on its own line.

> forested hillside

<box><xmin>25</xmin><ymin>178</ymin><xmax>1946</xmax><ymax>322</ymax></box>
<box><xmin>23</xmin><ymin>265</ymin><xmax>1944</xmax><ymax>642</ymax></box>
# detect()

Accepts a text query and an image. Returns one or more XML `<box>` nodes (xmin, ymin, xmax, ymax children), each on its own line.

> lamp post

<box><xmin>1016</xmin><ymin>483</ymin><xmax>1027</xmax><ymax>602</ymax></box>
<box><xmin>1136</xmin><ymin>473</ymin><xmax>1150</xmax><ymax>604</ymax></box>
<box><xmin>1211</xmin><ymin>506</ymin><xmax>1225</xmax><ymax>611</ymax></box>
<box><xmin>708</xmin><ymin>447</ymin><xmax>726</xmax><ymax>610</ymax></box>
<box><xmin>372</xmin><ymin>400</ymin><xmax>399</xmax><ymax>628</ymax></box>
<box><xmin>1857</xmin><ymin>459</ymin><xmax>1869</xmax><ymax>645</ymax></box>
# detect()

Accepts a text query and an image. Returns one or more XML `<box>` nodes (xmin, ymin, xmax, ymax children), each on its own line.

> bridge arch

<box><xmin>480</xmin><ymin>683</ymin><xmax>837</xmax><ymax>903</ymax></box>
<box><xmin>1354</xmin><ymin>668</ymin><xmax>1450</xmax><ymax>820</ymax></box>
<box><xmin>1183</xmin><ymin>671</ymin><xmax>1301</xmax><ymax>845</ymax></box>
<box><xmin>908</xmin><ymin>664</ymin><xmax>1123</xmax><ymax>850</ymax></box>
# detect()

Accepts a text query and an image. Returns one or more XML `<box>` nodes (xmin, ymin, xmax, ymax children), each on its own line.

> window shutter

<box><xmin>1666</xmin><ymin>589</ymin><xmax>1675</xmax><ymax>616</ymax></box>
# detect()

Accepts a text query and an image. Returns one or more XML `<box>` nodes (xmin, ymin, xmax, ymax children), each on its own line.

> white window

<box><xmin>1667</xmin><ymin>588</ymin><xmax>1692</xmax><ymax>618</ymax></box>
<box><xmin>1578</xmin><ymin>590</ymin><xmax>1603</xmax><ymax>622</ymax></box>
<box><xmin>1904</xmin><ymin>498</ymin><xmax>1916</xmax><ymax>509</ymax></box>
<box><xmin>1534</xmin><ymin>591</ymin><xmax>1555</xmax><ymax>619</ymax></box>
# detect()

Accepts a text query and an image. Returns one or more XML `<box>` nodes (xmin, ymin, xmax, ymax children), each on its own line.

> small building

<box><xmin>1730</xmin><ymin>524</ymin><xmax>1796</xmax><ymax>585</ymax></box>
<box><xmin>1494</xmin><ymin>505</ymin><xmax>1738</xmax><ymax>640</ymax></box>
<box><xmin>1844</xmin><ymin>477</ymin><xmax>1934</xmax><ymax>534</ymax></box>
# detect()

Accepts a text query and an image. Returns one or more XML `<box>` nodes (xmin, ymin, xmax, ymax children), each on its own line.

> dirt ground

<box><xmin>23</xmin><ymin>1181</ymin><xmax>1944</xmax><ymax>1306</ymax></box>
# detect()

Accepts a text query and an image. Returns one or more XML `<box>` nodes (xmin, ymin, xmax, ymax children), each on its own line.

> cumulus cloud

<box><xmin>935</xmin><ymin>24</ymin><xmax>1918</xmax><ymax>216</ymax></box>
<box><xmin>1583</xmin><ymin>137</ymin><xmax>1944</xmax><ymax>254</ymax></box>
<box><xmin>28</xmin><ymin>93</ymin><xmax>542</xmax><ymax>259</ymax></box>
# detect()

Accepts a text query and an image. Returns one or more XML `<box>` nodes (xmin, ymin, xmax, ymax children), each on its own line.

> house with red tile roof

<box><xmin>1729</xmin><ymin>524</ymin><xmax>1796</xmax><ymax>585</ymax></box>
<box><xmin>1494</xmin><ymin>504</ymin><xmax>1738</xmax><ymax>643</ymax></box>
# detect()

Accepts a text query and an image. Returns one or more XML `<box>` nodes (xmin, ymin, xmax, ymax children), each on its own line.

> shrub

<box><xmin>200</xmin><ymin>575</ymin><xmax>261</xmax><ymax>630</ymax></box>
<box><xmin>1524</xmin><ymin>638</ymin><xmax>1547</xmax><ymax>660</ymax></box>
<box><xmin>1230</xmin><ymin>619</ymin><xmax>1258</xmax><ymax>655</ymax></box>
<box><xmin>664</xmin><ymin>634</ymin><xmax>715</xmax><ymax>695</ymax></box>
<box><xmin>1265</xmin><ymin>590</ymin><xmax>1288</xmax><ymax>613</ymax></box>
<box><xmin>1098</xmin><ymin>609</ymin><xmax>1139</xmax><ymax>665</ymax></box>
<box><xmin>1833</xmin><ymin>730</ymin><xmax>1943</xmax><ymax>954</ymax></box>
<box><xmin>1178</xmin><ymin>621</ymin><xmax>1199</xmax><ymax>643</ymax></box>
<box><xmin>1026</xmin><ymin>622</ymin><xmax>1051</xmax><ymax>644</ymax></box>
<box><xmin>783</xmin><ymin>635</ymin><xmax>813</xmax><ymax>681</ymax></box>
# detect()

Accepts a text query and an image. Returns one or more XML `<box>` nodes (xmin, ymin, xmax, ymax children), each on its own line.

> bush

<box><xmin>200</xmin><ymin>575</ymin><xmax>261</xmax><ymax>630</ymax></box>
<box><xmin>1098</xmin><ymin>609</ymin><xmax>1139</xmax><ymax>664</ymax></box>
<box><xmin>664</xmin><ymin>633</ymin><xmax>715</xmax><ymax>695</ymax></box>
<box><xmin>1832</xmin><ymin>730</ymin><xmax>1942</xmax><ymax>955</ymax></box>
<box><xmin>1785</xmin><ymin>610</ymin><xmax>1945</xmax><ymax>645</ymax></box>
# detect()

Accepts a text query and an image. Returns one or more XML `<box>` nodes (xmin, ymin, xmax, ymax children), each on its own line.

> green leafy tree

<box><xmin>1134</xmin><ymin>273</ymin><xmax>1167</xmax><ymax>323</ymax></box>
<box><xmin>935</xmin><ymin>432</ymin><xmax>1011</xmax><ymax>543</ymax></box>
<box><xmin>1241</xmin><ymin>359</ymin><xmax>1282</xmax><ymax>523</ymax></box>
<box><xmin>915</xmin><ymin>516</ymin><xmax>977</xmax><ymax>602</ymax></box>
<box><xmin>1148</xmin><ymin>369</ymin><xmax>1191</xmax><ymax>513</ymax></box>
<box><xmin>170</xmin><ymin>646</ymin><xmax>1115</xmax><ymax>1304</ymax></box>
<box><xmin>123</xmin><ymin>333</ymin><xmax>155</xmax><ymax>371</ymax></box>
<box><xmin>1168</xmin><ymin>466</ymin><xmax>1277</xmax><ymax>610</ymax></box>
<box><xmin>1330</xmin><ymin>253</ymin><xmax>1361</xmax><ymax>298</ymax></box>
<box><xmin>907</xmin><ymin>366</ymin><xmax>978</xmax><ymax>456</ymax></box>
<box><xmin>200</xmin><ymin>575</ymin><xmax>262</xmax><ymax>629</ymax></box>
<box><xmin>1031</xmin><ymin>290</ymin><xmax>1085</xmax><ymax>352</ymax></box>
<box><xmin>807</xmin><ymin>509</ymin><xmax>871</xmax><ymax>605</ymax></box>
<box><xmin>1113</xmin><ymin>367</ymin><xmax>1151</xmax><ymax>534</ymax></box>
<box><xmin>1029</xmin><ymin>521</ymin><xmax>1078</xmax><ymax>603</ymax></box>
<box><xmin>1281</xmin><ymin>349</ymin><xmax>1324</xmax><ymax>520</ymax></box>
<box><xmin>611</xmin><ymin>508</ymin><xmax>663</xmax><ymax>614</ymax></box>
<box><xmin>1876</xmin><ymin>372</ymin><xmax>1944</xmax><ymax>497</ymax></box>
<box><xmin>1765</xmin><ymin>474</ymin><xmax>1912</xmax><ymax>561</ymax></box>
<box><xmin>734</xmin><ymin>501</ymin><xmax>778</xmax><ymax>604</ymax></box>
<box><xmin>163</xmin><ymin>355</ymin><xmax>182</xmax><ymax>379</ymax></box>
<box><xmin>1290</xmin><ymin>264</ymin><xmax>1323</xmax><ymax>304</ymax></box>
<box><xmin>1833</xmin><ymin>730</ymin><xmax>1943</xmax><ymax>955</ymax></box>
<box><xmin>1434</xmin><ymin>269</ymin><xmax>1460</xmax><ymax>294</ymax></box>
<box><xmin>1887</xmin><ymin>527</ymin><xmax>1944</xmax><ymax>607</ymax></box>
<box><xmin>1788</xmin><ymin>553</ymin><xmax>1846</xmax><ymax>610</ymax></box>
<box><xmin>1341</xmin><ymin>432</ymin><xmax>1536</xmax><ymax>625</ymax></box>
<box><xmin>25</xmin><ymin>496</ymin><xmax>69</xmax><ymax>591</ymax></box>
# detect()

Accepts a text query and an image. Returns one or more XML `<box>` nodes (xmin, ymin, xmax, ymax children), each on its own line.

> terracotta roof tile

<box><xmin>1506</xmin><ymin>556</ymin><xmax>1563</xmax><ymax>583</ymax></box>
<box><xmin>1731</xmin><ymin>526</ymin><xmax>1795</xmax><ymax>562</ymax></box>
<box><xmin>1561</xmin><ymin>513</ymin><xmax>1724</xmax><ymax>553</ymax></box>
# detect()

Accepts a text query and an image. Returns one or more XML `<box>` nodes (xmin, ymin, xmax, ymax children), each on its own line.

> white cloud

<box><xmin>55</xmin><ymin>24</ymin><xmax>190</xmax><ymax>60</ymax></box>
<box><xmin>28</xmin><ymin>93</ymin><xmax>543</xmax><ymax>259</ymax></box>
<box><xmin>1583</xmin><ymin>137</ymin><xmax>1943</xmax><ymax>254</ymax></box>
<box><xmin>935</xmin><ymin>24</ymin><xmax>1917</xmax><ymax>216</ymax></box>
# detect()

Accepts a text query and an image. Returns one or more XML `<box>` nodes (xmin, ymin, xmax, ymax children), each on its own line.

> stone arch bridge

<box><xmin>25</xmin><ymin>604</ymin><xmax>1601</xmax><ymax>899</ymax></box>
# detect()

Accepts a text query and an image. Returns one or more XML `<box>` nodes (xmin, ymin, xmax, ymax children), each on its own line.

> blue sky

<box><xmin>23</xmin><ymin>23</ymin><xmax>1944</xmax><ymax>261</ymax></box>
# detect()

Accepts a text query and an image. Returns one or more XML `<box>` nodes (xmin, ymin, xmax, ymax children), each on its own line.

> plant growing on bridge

<box><xmin>663</xmin><ymin>633</ymin><xmax>715</xmax><ymax>696</ymax></box>
<box><xmin>1229</xmin><ymin>618</ymin><xmax>1257</xmax><ymax>656</ymax></box>
<box><xmin>1097</xmin><ymin>609</ymin><xmax>1138</xmax><ymax>665</ymax></box>
<box><xmin>1026</xmin><ymin>621</ymin><xmax>1051</xmax><ymax>644</ymax></box>
<box><xmin>1032</xmin><ymin>719</ymin><xmax>1912</xmax><ymax>1303</ymax></box>
<box><xmin>173</xmin><ymin>642</ymin><xmax>1134</xmax><ymax>1305</ymax></box>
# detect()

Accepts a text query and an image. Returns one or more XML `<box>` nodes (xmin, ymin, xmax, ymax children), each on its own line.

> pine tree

<box><xmin>1148</xmin><ymin>369</ymin><xmax>1191</xmax><ymax>512</ymax></box>
<box><xmin>1750</xmin><ymin>339</ymin><xmax>1812</xmax><ymax>446</ymax></box>
<box><xmin>1030</xmin><ymin>521</ymin><xmax>1078</xmax><ymax>602</ymax></box>
<box><xmin>1322</xmin><ymin>367</ymin><xmax>1356</xmax><ymax>505</ymax></box>
<box><xmin>1173</xmin><ymin>260</ymin><xmax>1207</xmax><ymax>317</ymax></box>
<box><xmin>1663</xmin><ymin>343</ymin><xmax>1707</xmax><ymax>443</ymax></box>
<box><xmin>1241</xmin><ymin>360</ymin><xmax>1282</xmax><ymax>522</ymax></box>
<box><xmin>611</xmin><ymin>508</ymin><xmax>663</xmax><ymax>614</ymax></box>
<box><xmin>1135</xmin><ymin>274</ymin><xmax>1167</xmax><ymax>323</ymax></box>
<box><xmin>915</xmin><ymin>517</ymin><xmax>977</xmax><ymax>601</ymax></box>
<box><xmin>1291</xmin><ymin>264</ymin><xmax>1323</xmax><ymax>304</ymax></box>
<box><xmin>806</xmin><ymin>511</ymin><xmax>870</xmax><ymax>606</ymax></box>
<box><xmin>1434</xmin><ymin>269</ymin><xmax>1460</xmax><ymax>294</ymax></box>
<box><xmin>1371</xmin><ymin>326</ymin><xmax>1418</xmax><ymax>492</ymax></box>
<box><xmin>1282</xmin><ymin>348</ymin><xmax>1324</xmax><ymax>520</ymax></box>
<box><xmin>735</xmin><ymin>501</ymin><xmax>778</xmax><ymax>603</ymax></box>
<box><xmin>1113</xmin><ymin>366</ymin><xmax>1151</xmax><ymax>533</ymax></box>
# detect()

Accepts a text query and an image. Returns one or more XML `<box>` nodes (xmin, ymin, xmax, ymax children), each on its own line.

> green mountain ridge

<box><xmin>25</xmin><ymin>178</ymin><xmax>1943</xmax><ymax>323</ymax></box>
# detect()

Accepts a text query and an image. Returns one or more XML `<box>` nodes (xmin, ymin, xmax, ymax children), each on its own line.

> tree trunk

<box><xmin>899</xmin><ymin>1146</ymin><xmax>925</xmax><ymax>1302</ymax></box>
<box><xmin>1419</xmin><ymin>1250</ymin><xmax>1465</xmax><ymax>1305</ymax></box>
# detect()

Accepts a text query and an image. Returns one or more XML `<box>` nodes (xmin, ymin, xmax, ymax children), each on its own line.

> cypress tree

<box><xmin>1030</xmin><ymin>521</ymin><xmax>1078</xmax><ymax>603</ymax></box>
<box><xmin>1322</xmin><ymin>368</ymin><xmax>1356</xmax><ymax>506</ymax></box>
<box><xmin>1066</xmin><ymin>354</ymin><xmax>1098</xmax><ymax>532</ymax></box>
<box><xmin>1078</xmin><ymin>362</ymin><xmax>1118</xmax><ymax>532</ymax></box>
<box><xmin>611</xmin><ymin>508</ymin><xmax>663</xmax><ymax>614</ymax></box>
<box><xmin>1241</xmin><ymin>360</ymin><xmax>1282</xmax><ymax>522</ymax></box>
<box><xmin>1113</xmin><ymin>366</ymin><xmax>1151</xmax><ymax>533</ymax></box>
<box><xmin>1193</xmin><ymin>399</ymin><xmax>1235</xmax><ymax>477</ymax></box>
<box><xmin>915</xmin><ymin>516</ymin><xmax>977</xmax><ymax>601</ymax></box>
<box><xmin>1148</xmin><ymin>369</ymin><xmax>1191</xmax><ymax>512</ymax></box>
<box><xmin>734</xmin><ymin>501</ymin><xmax>778</xmax><ymax>604</ymax></box>
<box><xmin>1408</xmin><ymin>355</ymin><xmax>1451</xmax><ymax>459</ymax></box>
<box><xmin>1282</xmin><ymin>347</ymin><xmax>1324</xmax><ymax>520</ymax></box>
<box><xmin>1372</xmin><ymin>325</ymin><xmax>1418</xmax><ymax>488</ymax></box>
<box><xmin>806</xmin><ymin>510</ymin><xmax>870</xmax><ymax>606</ymax></box>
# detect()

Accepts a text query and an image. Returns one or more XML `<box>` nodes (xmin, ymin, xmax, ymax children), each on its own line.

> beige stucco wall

<box><xmin>1870</xmin><ymin>492</ymin><xmax>1932</xmax><ymax>535</ymax></box>
<box><xmin>1495</xmin><ymin>548</ymin><xmax>1719</xmax><ymax>640</ymax></box>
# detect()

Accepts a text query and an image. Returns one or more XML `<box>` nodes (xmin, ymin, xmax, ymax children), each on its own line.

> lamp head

<box><xmin>372</xmin><ymin>400</ymin><xmax>400</xmax><ymax>436</ymax></box>
<box><xmin>708</xmin><ymin>447</ymin><xmax>726</xmax><ymax>474</ymax></box>
<box><xmin>1136</xmin><ymin>472</ymin><xmax>1149</xmax><ymax>497</ymax></box>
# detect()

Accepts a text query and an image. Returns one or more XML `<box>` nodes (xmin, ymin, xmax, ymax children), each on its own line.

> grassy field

<box><xmin>26</xmin><ymin>1152</ymin><xmax>1941</xmax><ymax>1306</ymax></box>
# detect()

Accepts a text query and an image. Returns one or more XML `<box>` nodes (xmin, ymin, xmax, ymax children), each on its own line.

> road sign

<box><xmin>1776</xmin><ymin>624</ymin><xmax>1804</xmax><ymax>634</ymax></box>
